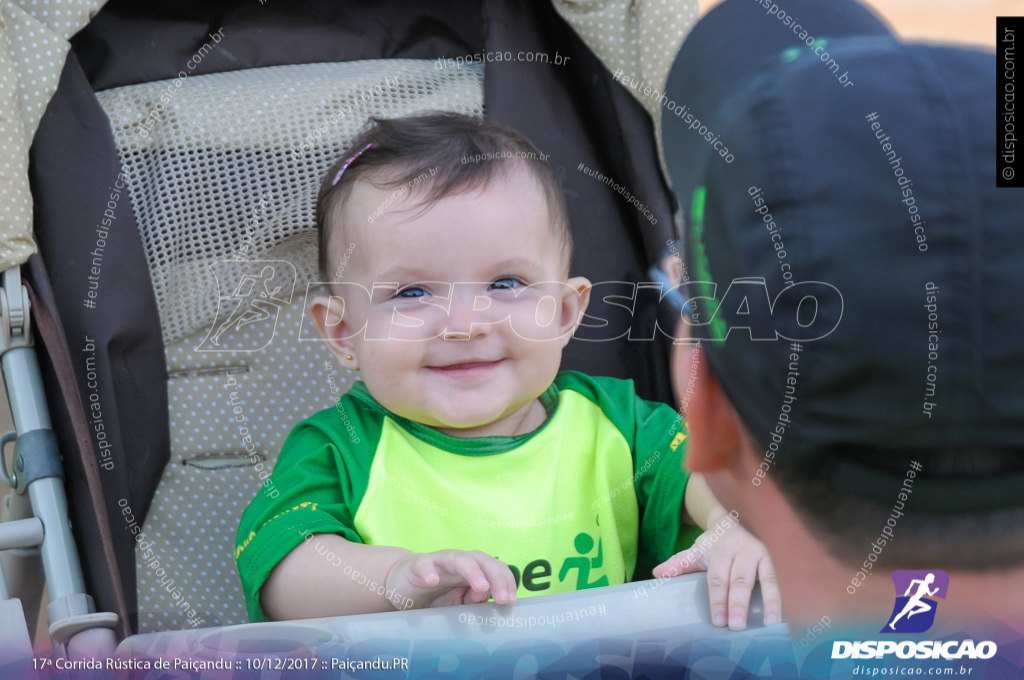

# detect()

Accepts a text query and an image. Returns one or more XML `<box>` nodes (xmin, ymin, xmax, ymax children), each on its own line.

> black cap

<box><xmin>662</xmin><ymin>0</ymin><xmax>1024</xmax><ymax>512</ymax></box>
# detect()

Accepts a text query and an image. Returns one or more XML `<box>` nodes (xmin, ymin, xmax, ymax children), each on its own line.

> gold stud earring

<box><xmin>346</xmin><ymin>354</ymin><xmax>353</xmax><ymax>361</ymax></box>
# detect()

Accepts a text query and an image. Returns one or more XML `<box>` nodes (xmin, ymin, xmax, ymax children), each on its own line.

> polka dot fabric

<box><xmin>0</xmin><ymin>0</ymin><xmax>102</xmax><ymax>271</ymax></box>
<box><xmin>94</xmin><ymin>60</ymin><xmax>485</xmax><ymax>630</ymax></box>
<box><xmin>138</xmin><ymin>301</ymin><xmax>354</xmax><ymax>631</ymax></box>
<box><xmin>551</xmin><ymin>0</ymin><xmax>700</xmax><ymax>179</ymax></box>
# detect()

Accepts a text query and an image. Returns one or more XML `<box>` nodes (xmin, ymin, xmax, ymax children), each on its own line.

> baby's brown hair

<box><xmin>316</xmin><ymin>112</ymin><xmax>571</xmax><ymax>281</ymax></box>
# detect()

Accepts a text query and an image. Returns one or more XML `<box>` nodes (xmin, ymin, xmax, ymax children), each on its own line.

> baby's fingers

<box><xmin>757</xmin><ymin>554</ymin><xmax>783</xmax><ymax>627</ymax></box>
<box><xmin>723</xmin><ymin>555</ymin><xmax>758</xmax><ymax>631</ymax></box>
<box><xmin>474</xmin><ymin>555</ymin><xmax>517</xmax><ymax>604</ymax></box>
<box><xmin>706</xmin><ymin>550</ymin><xmax>735</xmax><ymax>629</ymax></box>
<box><xmin>404</xmin><ymin>553</ymin><xmax>443</xmax><ymax>588</ymax></box>
<box><xmin>440</xmin><ymin>552</ymin><xmax>493</xmax><ymax>597</ymax></box>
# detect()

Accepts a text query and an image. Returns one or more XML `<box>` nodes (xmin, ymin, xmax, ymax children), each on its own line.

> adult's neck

<box><xmin>751</xmin><ymin>491</ymin><xmax>1024</xmax><ymax>634</ymax></box>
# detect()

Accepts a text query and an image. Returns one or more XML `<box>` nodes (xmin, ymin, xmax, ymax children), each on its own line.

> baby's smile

<box><xmin>314</xmin><ymin>165</ymin><xmax>591</xmax><ymax>438</ymax></box>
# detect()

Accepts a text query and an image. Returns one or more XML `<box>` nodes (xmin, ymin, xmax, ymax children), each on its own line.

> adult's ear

<box><xmin>675</xmin><ymin>343</ymin><xmax>746</xmax><ymax>475</ymax></box>
<box><xmin>558</xmin><ymin>276</ymin><xmax>592</xmax><ymax>347</ymax></box>
<box><xmin>309</xmin><ymin>293</ymin><xmax>360</xmax><ymax>370</ymax></box>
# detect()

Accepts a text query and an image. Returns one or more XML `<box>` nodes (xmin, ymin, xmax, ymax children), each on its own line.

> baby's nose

<box><xmin>441</xmin><ymin>328</ymin><xmax>472</xmax><ymax>341</ymax></box>
<box><xmin>441</xmin><ymin>284</ymin><xmax>495</xmax><ymax>340</ymax></box>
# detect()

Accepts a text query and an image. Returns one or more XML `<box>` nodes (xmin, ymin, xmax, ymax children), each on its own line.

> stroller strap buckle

<box><xmin>13</xmin><ymin>429</ymin><xmax>62</xmax><ymax>493</ymax></box>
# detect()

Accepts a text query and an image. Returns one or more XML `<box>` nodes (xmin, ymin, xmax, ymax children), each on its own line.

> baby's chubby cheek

<box><xmin>357</xmin><ymin>340</ymin><xmax>417</xmax><ymax>373</ymax></box>
<box><xmin>510</xmin><ymin>341</ymin><xmax>565</xmax><ymax>387</ymax></box>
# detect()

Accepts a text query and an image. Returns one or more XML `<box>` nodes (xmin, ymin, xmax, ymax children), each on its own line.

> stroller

<box><xmin>0</xmin><ymin>0</ymin><xmax>781</xmax><ymax>674</ymax></box>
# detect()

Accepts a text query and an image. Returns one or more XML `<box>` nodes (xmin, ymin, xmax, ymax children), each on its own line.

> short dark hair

<box><xmin>316</xmin><ymin>112</ymin><xmax>570</xmax><ymax>281</ymax></box>
<box><xmin>764</xmin><ymin>442</ymin><xmax>1024</xmax><ymax>570</ymax></box>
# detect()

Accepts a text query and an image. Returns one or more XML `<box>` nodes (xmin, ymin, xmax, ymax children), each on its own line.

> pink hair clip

<box><xmin>331</xmin><ymin>142</ymin><xmax>373</xmax><ymax>186</ymax></box>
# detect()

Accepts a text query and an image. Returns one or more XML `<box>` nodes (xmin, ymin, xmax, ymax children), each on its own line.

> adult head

<box><xmin>660</xmin><ymin>0</ymin><xmax>1024</xmax><ymax>630</ymax></box>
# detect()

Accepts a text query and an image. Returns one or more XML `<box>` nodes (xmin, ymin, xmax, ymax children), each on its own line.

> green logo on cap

<box><xmin>689</xmin><ymin>186</ymin><xmax>726</xmax><ymax>341</ymax></box>
<box><xmin>782</xmin><ymin>38</ymin><xmax>829</xmax><ymax>63</ymax></box>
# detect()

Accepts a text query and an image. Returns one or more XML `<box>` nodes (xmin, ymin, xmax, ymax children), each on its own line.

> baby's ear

<box><xmin>558</xmin><ymin>276</ymin><xmax>592</xmax><ymax>346</ymax></box>
<box><xmin>309</xmin><ymin>293</ymin><xmax>360</xmax><ymax>370</ymax></box>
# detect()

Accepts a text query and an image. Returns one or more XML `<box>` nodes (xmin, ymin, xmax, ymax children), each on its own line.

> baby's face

<box><xmin>314</xmin><ymin>166</ymin><xmax>590</xmax><ymax>437</ymax></box>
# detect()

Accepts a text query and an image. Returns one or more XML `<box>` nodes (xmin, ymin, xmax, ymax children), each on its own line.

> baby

<box><xmin>235</xmin><ymin>113</ymin><xmax>780</xmax><ymax>630</ymax></box>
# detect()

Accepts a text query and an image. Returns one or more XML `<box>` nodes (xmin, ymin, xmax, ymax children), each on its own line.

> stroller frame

<box><xmin>0</xmin><ymin>268</ymin><xmax>118</xmax><ymax>659</ymax></box>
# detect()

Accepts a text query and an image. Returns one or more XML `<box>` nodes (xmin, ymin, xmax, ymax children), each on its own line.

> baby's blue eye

<box><xmin>396</xmin><ymin>286</ymin><xmax>427</xmax><ymax>298</ymax></box>
<box><xmin>490</xmin><ymin>277</ymin><xmax>524</xmax><ymax>291</ymax></box>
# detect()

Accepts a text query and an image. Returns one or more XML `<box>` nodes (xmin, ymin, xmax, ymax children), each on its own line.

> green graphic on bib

<box><xmin>559</xmin><ymin>532</ymin><xmax>611</xmax><ymax>589</ymax></box>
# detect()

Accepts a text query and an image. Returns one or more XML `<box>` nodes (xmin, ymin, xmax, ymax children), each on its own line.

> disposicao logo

<box><xmin>882</xmin><ymin>570</ymin><xmax>948</xmax><ymax>634</ymax></box>
<box><xmin>831</xmin><ymin>570</ymin><xmax>998</xmax><ymax>661</ymax></box>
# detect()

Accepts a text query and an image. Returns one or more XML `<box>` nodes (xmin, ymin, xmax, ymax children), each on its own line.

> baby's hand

<box><xmin>385</xmin><ymin>549</ymin><xmax>518</xmax><ymax>610</ymax></box>
<box><xmin>652</xmin><ymin>512</ymin><xmax>782</xmax><ymax>631</ymax></box>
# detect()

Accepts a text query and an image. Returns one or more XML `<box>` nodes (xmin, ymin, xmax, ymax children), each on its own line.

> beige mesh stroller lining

<box><xmin>97</xmin><ymin>60</ymin><xmax>485</xmax><ymax>345</ymax></box>
<box><xmin>95</xmin><ymin>59</ymin><xmax>484</xmax><ymax>630</ymax></box>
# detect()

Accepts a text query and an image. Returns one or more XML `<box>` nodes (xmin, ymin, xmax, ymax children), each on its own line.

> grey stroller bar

<box><xmin>0</xmin><ymin>268</ymin><xmax>118</xmax><ymax>659</ymax></box>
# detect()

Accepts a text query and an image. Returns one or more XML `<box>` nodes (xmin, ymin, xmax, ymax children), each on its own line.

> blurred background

<box><xmin>704</xmin><ymin>0</ymin><xmax>1012</xmax><ymax>48</ymax></box>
